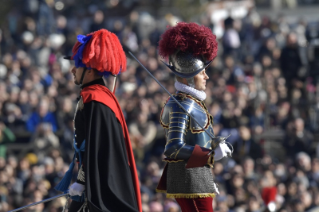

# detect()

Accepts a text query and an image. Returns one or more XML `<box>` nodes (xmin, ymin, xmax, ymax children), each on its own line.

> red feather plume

<box><xmin>158</xmin><ymin>22</ymin><xmax>218</xmax><ymax>61</ymax></box>
<box><xmin>72</xmin><ymin>29</ymin><xmax>126</xmax><ymax>75</ymax></box>
<box><xmin>72</xmin><ymin>41</ymin><xmax>82</xmax><ymax>55</ymax></box>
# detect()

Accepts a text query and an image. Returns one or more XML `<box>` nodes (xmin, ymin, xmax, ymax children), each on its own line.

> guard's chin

<box><xmin>74</xmin><ymin>80</ymin><xmax>80</xmax><ymax>85</ymax></box>
<box><xmin>195</xmin><ymin>86</ymin><xmax>205</xmax><ymax>91</ymax></box>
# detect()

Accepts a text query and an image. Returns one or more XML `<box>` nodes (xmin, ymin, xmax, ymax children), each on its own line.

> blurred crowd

<box><xmin>0</xmin><ymin>0</ymin><xmax>319</xmax><ymax>211</ymax></box>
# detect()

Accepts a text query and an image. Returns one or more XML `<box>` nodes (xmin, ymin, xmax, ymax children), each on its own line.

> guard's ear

<box><xmin>87</xmin><ymin>69</ymin><xmax>95</xmax><ymax>76</ymax></box>
<box><xmin>92</xmin><ymin>69</ymin><xmax>101</xmax><ymax>77</ymax></box>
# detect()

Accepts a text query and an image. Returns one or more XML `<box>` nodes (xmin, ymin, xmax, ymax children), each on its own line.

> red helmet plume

<box><xmin>158</xmin><ymin>22</ymin><xmax>218</xmax><ymax>61</ymax></box>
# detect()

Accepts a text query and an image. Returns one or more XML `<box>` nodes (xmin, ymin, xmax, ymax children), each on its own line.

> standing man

<box><xmin>55</xmin><ymin>29</ymin><xmax>142</xmax><ymax>212</ymax></box>
<box><xmin>156</xmin><ymin>22</ymin><xmax>232</xmax><ymax>212</ymax></box>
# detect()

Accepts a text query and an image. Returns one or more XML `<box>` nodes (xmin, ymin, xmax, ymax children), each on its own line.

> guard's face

<box><xmin>194</xmin><ymin>69</ymin><xmax>209</xmax><ymax>91</ymax></box>
<box><xmin>71</xmin><ymin>66</ymin><xmax>85</xmax><ymax>85</ymax></box>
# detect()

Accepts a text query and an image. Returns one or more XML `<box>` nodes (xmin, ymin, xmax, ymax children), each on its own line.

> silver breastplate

<box><xmin>160</xmin><ymin>93</ymin><xmax>214</xmax><ymax>159</ymax></box>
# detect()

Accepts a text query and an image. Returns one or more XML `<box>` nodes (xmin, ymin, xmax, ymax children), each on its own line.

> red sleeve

<box><xmin>185</xmin><ymin>145</ymin><xmax>211</xmax><ymax>168</ymax></box>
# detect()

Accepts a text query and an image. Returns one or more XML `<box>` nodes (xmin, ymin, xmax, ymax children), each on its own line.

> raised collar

<box><xmin>174</xmin><ymin>81</ymin><xmax>206</xmax><ymax>101</ymax></box>
<box><xmin>81</xmin><ymin>78</ymin><xmax>105</xmax><ymax>89</ymax></box>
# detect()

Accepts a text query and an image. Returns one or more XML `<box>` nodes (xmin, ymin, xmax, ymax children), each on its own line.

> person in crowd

<box><xmin>26</xmin><ymin>97</ymin><xmax>58</xmax><ymax>133</ymax></box>
<box><xmin>284</xmin><ymin>118</ymin><xmax>314</xmax><ymax>158</ymax></box>
<box><xmin>0</xmin><ymin>121</ymin><xmax>15</xmax><ymax>158</ymax></box>
<box><xmin>232</xmin><ymin>125</ymin><xmax>263</xmax><ymax>163</ymax></box>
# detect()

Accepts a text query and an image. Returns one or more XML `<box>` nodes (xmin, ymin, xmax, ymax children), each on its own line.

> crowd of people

<box><xmin>0</xmin><ymin>0</ymin><xmax>319</xmax><ymax>211</ymax></box>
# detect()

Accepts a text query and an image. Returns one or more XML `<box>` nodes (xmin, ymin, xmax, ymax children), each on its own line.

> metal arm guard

<box><xmin>160</xmin><ymin>93</ymin><xmax>214</xmax><ymax>161</ymax></box>
<box><xmin>164</xmin><ymin>110</ymin><xmax>193</xmax><ymax>160</ymax></box>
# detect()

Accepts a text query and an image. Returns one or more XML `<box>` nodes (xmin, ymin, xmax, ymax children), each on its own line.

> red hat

<box><xmin>262</xmin><ymin>186</ymin><xmax>277</xmax><ymax>211</ymax></box>
<box><xmin>67</xmin><ymin>29</ymin><xmax>126</xmax><ymax>76</ymax></box>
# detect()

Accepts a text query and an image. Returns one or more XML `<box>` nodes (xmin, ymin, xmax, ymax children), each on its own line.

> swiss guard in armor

<box><xmin>55</xmin><ymin>29</ymin><xmax>142</xmax><ymax>212</ymax></box>
<box><xmin>156</xmin><ymin>22</ymin><xmax>232</xmax><ymax>212</ymax></box>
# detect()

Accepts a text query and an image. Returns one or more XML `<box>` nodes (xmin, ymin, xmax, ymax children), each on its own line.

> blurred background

<box><xmin>0</xmin><ymin>0</ymin><xmax>319</xmax><ymax>211</ymax></box>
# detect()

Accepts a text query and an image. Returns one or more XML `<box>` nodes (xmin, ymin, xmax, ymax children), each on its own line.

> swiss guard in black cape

<box><xmin>156</xmin><ymin>22</ymin><xmax>232</xmax><ymax>212</ymax></box>
<box><xmin>55</xmin><ymin>29</ymin><xmax>142</xmax><ymax>212</ymax></box>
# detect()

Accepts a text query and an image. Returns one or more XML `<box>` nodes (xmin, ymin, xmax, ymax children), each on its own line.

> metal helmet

<box><xmin>162</xmin><ymin>50</ymin><xmax>213</xmax><ymax>79</ymax></box>
<box><xmin>158</xmin><ymin>22</ymin><xmax>218</xmax><ymax>82</ymax></box>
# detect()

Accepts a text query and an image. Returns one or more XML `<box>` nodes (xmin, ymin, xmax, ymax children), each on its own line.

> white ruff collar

<box><xmin>174</xmin><ymin>81</ymin><xmax>206</xmax><ymax>101</ymax></box>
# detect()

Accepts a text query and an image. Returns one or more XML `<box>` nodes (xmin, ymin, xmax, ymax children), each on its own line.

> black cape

<box><xmin>70</xmin><ymin>79</ymin><xmax>139</xmax><ymax>212</ymax></box>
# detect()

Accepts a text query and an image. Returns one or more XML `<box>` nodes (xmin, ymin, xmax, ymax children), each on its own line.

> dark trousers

<box><xmin>175</xmin><ymin>197</ymin><xmax>213</xmax><ymax>212</ymax></box>
<box><xmin>69</xmin><ymin>200</ymin><xmax>89</xmax><ymax>212</ymax></box>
